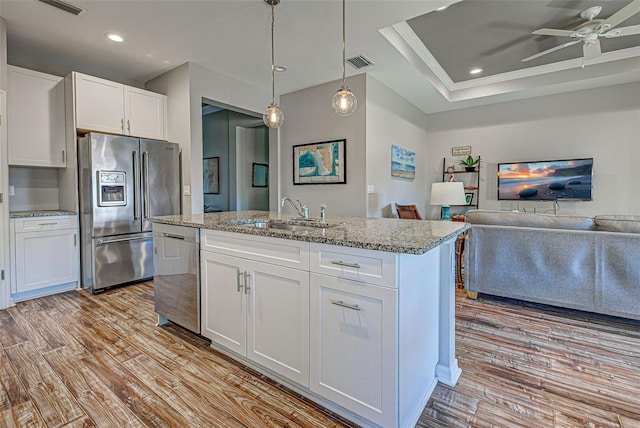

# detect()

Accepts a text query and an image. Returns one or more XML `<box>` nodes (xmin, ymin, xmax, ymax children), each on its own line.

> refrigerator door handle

<box><xmin>142</xmin><ymin>151</ymin><xmax>150</xmax><ymax>219</ymax></box>
<box><xmin>132</xmin><ymin>151</ymin><xmax>141</xmax><ymax>220</ymax></box>
<box><xmin>96</xmin><ymin>235</ymin><xmax>151</xmax><ymax>246</ymax></box>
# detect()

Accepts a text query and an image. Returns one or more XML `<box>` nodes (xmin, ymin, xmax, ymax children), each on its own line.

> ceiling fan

<box><xmin>522</xmin><ymin>1</ymin><xmax>640</xmax><ymax>63</ymax></box>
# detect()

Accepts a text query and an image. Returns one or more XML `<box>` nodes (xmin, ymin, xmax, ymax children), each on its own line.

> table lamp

<box><xmin>430</xmin><ymin>182</ymin><xmax>466</xmax><ymax>220</ymax></box>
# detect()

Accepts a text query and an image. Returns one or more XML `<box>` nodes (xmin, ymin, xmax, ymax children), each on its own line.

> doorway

<box><xmin>201</xmin><ymin>103</ymin><xmax>268</xmax><ymax>212</ymax></box>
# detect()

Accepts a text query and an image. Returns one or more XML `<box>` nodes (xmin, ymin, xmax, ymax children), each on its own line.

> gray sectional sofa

<box><xmin>464</xmin><ymin>210</ymin><xmax>640</xmax><ymax>321</ymax></box>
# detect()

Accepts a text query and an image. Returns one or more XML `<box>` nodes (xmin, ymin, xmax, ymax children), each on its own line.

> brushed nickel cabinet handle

<box><xmin>331</xmin><ymin>300</ymin><xmax>361</xmax><ymax>311</ymax></box>
<box><xmin>244</xmin><ymin>272</ymin><xmax>251</xmax><ymax>294</ymax></box>
<box><xmin>237</xmin><ymin>270</ymin><xmax>243</xmax><ymax>293</ymax></box>
<box><xmin>331</xmin><ymin>260</ymin><xmax>361</xmax><ymax>269</ymax></box>
<box><xmin>127</xmin><ymin>119</ymin><xmax>131</xmax><ymax>133</ymax></box>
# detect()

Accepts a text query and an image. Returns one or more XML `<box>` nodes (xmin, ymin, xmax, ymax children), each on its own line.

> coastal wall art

<box><xmin>252</xmin><ymin>163</ymin><xmax>268</xmax><ymax>187</ymax></box>
<box><xmin>293</xmin><ymin>139</ymin><xmax>346</xmax><ymax>185</ymax></box>
<box><xmin>391</xmin><ymin>144</ymin><xmax>416</xmax><ymax>180</ymax></box>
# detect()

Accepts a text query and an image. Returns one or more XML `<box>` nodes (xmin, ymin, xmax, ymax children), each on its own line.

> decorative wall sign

<box><xmin>391</xmin><ymin>144</ymin><xmax>416</xmax><ymax>180</ymax></box>
<box><xmin>203</xmin><ymin>157</ymin><xmax>219</xmax><ymax>194</ymax></box>
<box><xmin>452</xmin><ymin>146</ymin><xmax>472</xmax><ymax>156</ymax></box>
<box><xmin>252</xmin><ymin>163</ymin><xmax>268</xmax><ymax>187</ymax></box>
<box><xmin>293</xmin><ymin>139</ymin><xmax>346</xmax><ymax>185</ymax></box>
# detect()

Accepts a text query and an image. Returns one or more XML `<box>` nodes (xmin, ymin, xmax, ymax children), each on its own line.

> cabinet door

<box><xmin>310</xmin><ymin>273</ymin><xmax>398</xmax><ymax>428</ymax></box>
<box><xmin>7</xmin><ymin>66</ymin><xmax>66</xmax><ymax>167</ymax></box>
<box><xmin>200</xmin><ymin>251</ymin><xmax>246</xmax><ymax>355</ymax></box>
<box><xmin>14</xmin><ymin>229</ymin><xmax>78</xmax><ymax>293</ymax></box>
<box><xmin>74</xmin><ymin>73</ymin><xmax>125</xmax><ymax>135</ymax></box>
<box><xmin>124</xmin><ymin>87</ymin><xmax>166</xmax><ymax>140</ymax></box>
<box><xmin>247</xmin><ymin>261</ymin><xmax>309</xmax><ymax>386</ymax></box>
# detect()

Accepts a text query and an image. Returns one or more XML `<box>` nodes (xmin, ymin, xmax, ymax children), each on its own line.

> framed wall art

<box><xmin>293</xmin><ymin>139</ymin><xmax>346</xmax><ymax>185</ymax></box>
<box><xmin>203</xmin><ymin>157</ymin><xmax>220</xmax><ymax>194</ymax></box>
<box><xmin>391</xmin><ymin>144</ymin><xmax>416</xmax><ymax>180</ymax></box>
<box><xmin>252</xmin><ymin>163</ymin><xmax>268</xmax><ymax>187</ymax></box>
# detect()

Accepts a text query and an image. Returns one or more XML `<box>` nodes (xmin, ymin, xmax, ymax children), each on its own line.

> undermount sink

<box><xmin>231</xmin><ymin>220</ymin><xmax>323</xmax><ymax>232</ymax></box>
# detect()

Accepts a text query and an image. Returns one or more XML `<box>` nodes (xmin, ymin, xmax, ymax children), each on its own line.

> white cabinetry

<box><xmin>201</xmin><ymin>230</ymin><xmax>310</xmax><ymax>386</ymax></box>
<box><xmin>73</xmin><ymin>72</ymin><xmax>167</xmax><ymax>140</ymax></box>
<box><xmin>0</xmin><ymin>91</ymin><xmax>9</xmax><ymax>310</ymax></box>
<box><xmin>10</xmin><ymin>215</ymin><xmax>79</xmax><ymax>301</ymax></box>
<box><xmin>7</xmin><ymin>66</ymin><xmax>66</xmax><ymax>167</ymax></box>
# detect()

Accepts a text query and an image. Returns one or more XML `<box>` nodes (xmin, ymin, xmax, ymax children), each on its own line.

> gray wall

<box><xmin>366</xmin><ymin>76</ymin><xmax>429</xmax><ymax>218</ymax></box>
<box><xmin>424</xmin><ymin>82</ymin><xmax>640</xmax><ymax>218</ymax></box>
<box><xmin>8</xmin><ymin>167</ymin><xmax>59</xmax><ymax>211</ymax></box>
<box><xmin>279</xmin><ymin>74</ymin><xmax>367</xmax><ymax>217</ymax></box>
<box><xmin>203</xmin><ymin>110</ymin><xmax>230</xmax><ymax>211</ymax></box>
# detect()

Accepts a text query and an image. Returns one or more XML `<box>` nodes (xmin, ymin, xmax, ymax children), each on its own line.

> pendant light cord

<box><xmin>341</xmin><ymin>0</ymin><xmax>346</xmax><ymax>88</ymax></box>
<box><xmin>271</xmin><ymin>4</ymin><xmax>276</xmax><ymax>105</ymax></box>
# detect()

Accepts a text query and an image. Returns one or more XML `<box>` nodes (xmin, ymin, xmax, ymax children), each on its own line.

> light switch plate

<box><xmin>367</xmin><ymin>185</ymin><xmax>375</xmax><ymax>194</ymax></box>
<box><xmin>8</xmin><ymin>185</ymin><xmax>15</xmax><ymax>196</ymax></box>
<box><xmin>183</xmin><ymin>185</ymin><xmax>190</xmax><ymax>196</ymax></box>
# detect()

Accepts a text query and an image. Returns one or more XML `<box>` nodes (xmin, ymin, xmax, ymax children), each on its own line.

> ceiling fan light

<box><xmin>264</xmin><ymin>103</ymin><xmax>284</xmax><ymax>128</ymax></box>
<box><xmin>332</xmin><ymin>87</ymin><xmax>357</xmax><ymax>116</ymax></box>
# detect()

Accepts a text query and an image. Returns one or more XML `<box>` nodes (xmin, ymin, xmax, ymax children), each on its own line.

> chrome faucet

<box><xmin>281</xmin><ymin>197</ymin><xmax>308</xmax><ymax>219</ymax></box>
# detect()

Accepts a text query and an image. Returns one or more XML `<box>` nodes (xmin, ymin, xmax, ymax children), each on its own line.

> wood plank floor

<box><xmin>0</xmin><ymin>283</ymin><xmax>639</xmax><ymax>427</ymax></box>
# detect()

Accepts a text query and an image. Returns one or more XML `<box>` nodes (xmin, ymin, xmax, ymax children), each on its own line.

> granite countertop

<box><xmin>149</xmin><ymin>210</ymin><xmax>469</xmax><ymax>255</ymax></box>
<box><xmin>10</xmin><ymin>210</ymin><xmax>77</xmax><ymax>218</ymax></box>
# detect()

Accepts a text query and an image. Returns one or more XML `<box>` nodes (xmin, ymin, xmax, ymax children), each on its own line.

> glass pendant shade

<box><xmin>333</xmin><ymin>0</ymin><xmax>357</xmax><ymax>116</ymax></box>
<box><xmin>263</xmin><ymin>103</ymin><xmax>284</xmax><ymax>128</ymax></box>
<box><xmin>332</xmin><ymin>86</ymin><xmax>357</xmax><ymax>116</ymax></box>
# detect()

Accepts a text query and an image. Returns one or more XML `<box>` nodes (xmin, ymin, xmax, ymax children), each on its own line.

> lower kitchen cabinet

<box><xmin>201</xmin><ymin>249</ymin><xmax>310</xmax><ymax>386</ymax></box>
<box><xmin>309</xmin><ymin>272</ymin><xmax>398</xmax><ymax>428</ymax></box>
<box><xmin>10</xmin><ymin>215</ymin><xmax>79</xmax><ymax>301</ymax></box>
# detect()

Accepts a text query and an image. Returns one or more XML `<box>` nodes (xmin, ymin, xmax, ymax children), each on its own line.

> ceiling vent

<box><xmin>347</xmin><ymin>54</ymin><xmax>374</xmax><ymax>69</ymax></box>
<box><xmin>38</xmin><ymin>0</ymin><xmax>85</xmax><ymax>16</ymax></box>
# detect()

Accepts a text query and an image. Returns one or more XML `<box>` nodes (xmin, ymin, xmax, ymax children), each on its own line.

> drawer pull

<box><xmin>331</xmin><ymin>260</ymin><xmax>361</xmax><ymax>269</ymax></box>
<box><xmin>331</xmin><ymin>300</ymin><xmax>361</xmax><ymax>311</ymax></box>
<box><xmin>38</xmin><ymin>222</ymin><xmax>58</xmax><ymax>226</ymax></box>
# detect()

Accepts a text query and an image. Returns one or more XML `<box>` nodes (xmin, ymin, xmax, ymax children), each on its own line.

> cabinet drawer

<box><xmin>201</xmin><ymin>229</ymin><xmax>309</xmax><ymax>271</ymax></box>
<box><xmin>14</xmin><ymin>215</ymin><xmax>77</xmax><ymax>233</ymax></box>
<box><xmin>310</xmin><ymin>243</ymin><xmax>397</xmax><ymax>288</ymax></box>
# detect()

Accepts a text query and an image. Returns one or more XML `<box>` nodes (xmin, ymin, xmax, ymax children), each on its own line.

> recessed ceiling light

<box><xmin>275</xmin><ymin>65</ymin><xmax>287</xmax><ymax>72</ymax></box>
<box><xmin>436</xmin><ymin>5</ymin><xmax>449</xmax><ymax>11</ymax></box>
<box><xmin>469</xmin><ymin>67</ymin><xmax>483</xmax><ymax>75</ymax></box>
<box><xmin>105</xmin><ymin>32</ymin><xmax>126</xmax><ymax>43</ymax></box>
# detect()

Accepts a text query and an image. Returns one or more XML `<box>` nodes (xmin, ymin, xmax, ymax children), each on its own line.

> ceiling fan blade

<box><xmin>603</xmin><ymin>24</ymin><xmax>640</xmax><ymax>38</ymax></box>
<box><xmin>583</xmin><ymin>39</ymin><xmax>601</xmax><ymax>60</ymax></box>
<box><xmin>601</xmin><ymin>0</ymin><xmax>640</xmax><ymax>29</ymax></box>
<box><xmin>531</xmin><ymin>28</ymin><xmax>579</xmax><ymax>37</ymax></box>
<box><xmin>521</xmin><ymin>39</ymin><xmax>582</xmax><ymax>62</ymax></box>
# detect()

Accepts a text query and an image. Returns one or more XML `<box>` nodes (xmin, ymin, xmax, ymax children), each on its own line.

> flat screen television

<box><xmin>497</xmin><ymin>158</ymin><xmax>593</xmax><ymax>201</ymax></box>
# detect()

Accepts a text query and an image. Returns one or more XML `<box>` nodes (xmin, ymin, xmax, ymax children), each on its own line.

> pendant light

<box><xmin>263</xmin><ymin>0</ymin><xmax>284</xmax><ymax>128</ymax></box>
<box><xmin>331</xmin><ymin>0</ymin><xmax>357</xmax><ymax>116</ymax></box>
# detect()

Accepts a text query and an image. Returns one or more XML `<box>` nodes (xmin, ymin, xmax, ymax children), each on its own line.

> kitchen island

<box><xmin>150</xmin><ymin>211</ymin><xmax>468</xmax><ymax>428</ymax></box>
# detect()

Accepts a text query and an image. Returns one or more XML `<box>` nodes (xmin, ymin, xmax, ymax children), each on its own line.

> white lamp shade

<box><xmin>430</xmin><ymin>182</ymin><xmax>466</xmax><ymax>206</ymax></box>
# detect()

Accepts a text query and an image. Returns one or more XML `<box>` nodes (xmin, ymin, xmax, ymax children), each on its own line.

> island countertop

<box><xmin>149</xmin><ymin>210</ymin><xmax>468</xmax><ymax>255</ymax></box>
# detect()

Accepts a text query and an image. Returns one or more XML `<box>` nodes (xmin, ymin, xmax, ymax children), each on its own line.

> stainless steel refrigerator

<box><xmin>78</xmin><ymin>133</ymin><xmax>180</xmax><ymax>292</ymax></box>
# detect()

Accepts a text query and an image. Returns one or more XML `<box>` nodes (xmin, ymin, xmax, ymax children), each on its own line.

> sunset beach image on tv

<box><xmin>498</xmin><ymin>158</ymin><xmax>593</xmax><ymax>201</ymax></box>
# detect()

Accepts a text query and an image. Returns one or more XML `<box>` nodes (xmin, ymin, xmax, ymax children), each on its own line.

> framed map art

<box><xmin>293</xmin><ymin>139</ymin><xmax>346</xmax><ymax>185</ymax></box>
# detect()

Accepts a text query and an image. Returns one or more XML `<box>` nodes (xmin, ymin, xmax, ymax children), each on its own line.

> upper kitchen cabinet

<box><xmin>73</xmin><ymin>72</ymin><xmax>167</xmax><ymax>140</ymax></box>
<box><xmin>7</xmin><ymin>66</ymin><xmax>66</xmax><ymax>167</ymax></box>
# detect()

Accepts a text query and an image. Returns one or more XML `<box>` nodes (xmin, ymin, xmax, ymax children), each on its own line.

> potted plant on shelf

<box><xmin>460</xmin><ymin>155</ymin><xmax>481</xmax><ymax>172</ymax></box>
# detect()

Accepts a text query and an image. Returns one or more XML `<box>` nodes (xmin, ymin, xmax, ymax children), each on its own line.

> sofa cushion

<box><xmin>594</xmin><ymin>215</ymin><xmax>640</xmax><ymax>233</ymax></box>
<box><xmin>465</xmin><ymin>209</ymin><xmax>594</xmax><ymax>230</ymax></box>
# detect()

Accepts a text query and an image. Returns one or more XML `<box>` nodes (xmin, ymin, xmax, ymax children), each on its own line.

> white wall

<box><xmin>145</xmin><ymin>63</ymin><xmax>192</xmax><ymax>214</ymax></box>
<box><xmin>236</xmin><ymin>126</ymin><xmax>269</xmax><ymax>211</ymax></box>
<box><xmin>0</xmin><ymin>18</ymin><xmax>7</xmax><ymax>91</ymax></box>
<box><xmin>424</xmin><ymin>82</ymin><xmax>640</xmax><ymax>219</ymax></box>
<box><xmin>279</xmin><ymin>74</ymin><xmax>367</xmax><ymax>217</ymax></box>
<box><xmin>8</xmin><ymin>167</ymin><xmax>60</xmax><ymax>211</ymax></box>
<box><xmin>366</xmin><ymin>76</ymin><xmax>429</xmax><ymax>218</ymax></box>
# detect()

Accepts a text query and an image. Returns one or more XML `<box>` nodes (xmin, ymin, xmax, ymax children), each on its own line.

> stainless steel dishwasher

<box><xmin>152</xmin><ymin>222</ymin><xmax>200</xmax><ymax>334</ymax></box>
